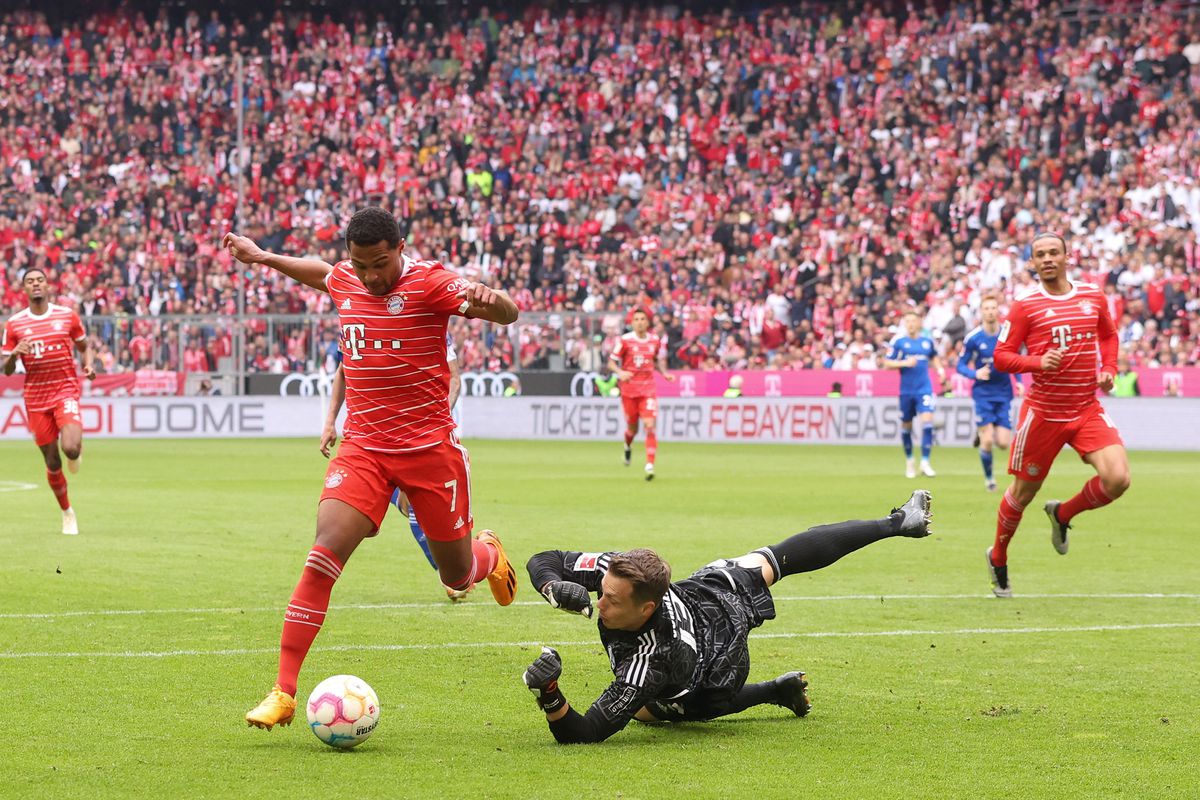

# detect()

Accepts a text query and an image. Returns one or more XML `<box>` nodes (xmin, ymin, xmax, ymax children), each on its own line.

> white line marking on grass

<box><xmin>1</xmin><ymin>593</ymin><xmax>1196</xmax><ymax>620</ymax></box>
<box><xmin>2</xmin><ymin>622</ymin><xmax>1198</xmax><ymax>659</ymax></box>
<box><xmin>0</xmin><ymin>480</ymin><xmax>37</xmax><ymax>493</ymax></box>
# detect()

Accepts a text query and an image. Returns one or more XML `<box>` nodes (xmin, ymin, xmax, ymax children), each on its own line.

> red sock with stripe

<box><xmin>277</xmin><ymin>546</ymin><xmax>343</xmax><ymax>696</ymax></box>
<box><xmin>645</xmin><ymin>429</ymin><xmax>658</xmax><ymax>465</ymax></box>
<box><xmin>442</xmin><ymin>539</ymin><xmax>499</xmax><ymax>591</ymax></box>
<box><xmin>1057</xmin><ymin>476</ymin><xmax>1114</xmax><ymax>525</ymax></box>
<box><xmin>991</xmin><ymin>489</ymin><xmax>1026</xmax><ymax>567</ymax></box>
<box><xmin>46</xmin><ymin>469</ymin><xmax>70</xmax><ymax>511</ymax></box>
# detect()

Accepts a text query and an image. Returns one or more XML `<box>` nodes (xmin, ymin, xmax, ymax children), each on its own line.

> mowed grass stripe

<box><xmin>3</xmin><ymin>621</ymin><xmax>1198</xmax><ymax>659</ymax></box>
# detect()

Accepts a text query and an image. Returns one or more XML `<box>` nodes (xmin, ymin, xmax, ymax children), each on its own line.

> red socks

<box><xmin>443</xmin><ymin>539</ymin><xmax>498</xmax><ymax>591</ymax></box>
<box><xmin>1058</xmin><ymin>476</ymin><xmax>1114</xmax><ymax>525</ymax></box>
<box><xmin>645</xmin><ymin>429</ymin><xmax>658</xmax><ymax>465</ymax></box>
<box><xmin>46</xmin><ymin>469</ymin><xmax>70</xmax><ymax>510</ymax></box>
<box><xmin>278</xmin><ymin>546</ymin><xmax>343</xmax><ymax>697</ymax></box>
<box><xmin>623</xmin><ymin>430</ymin><xmax>635</xmax><ymax>447</ymax></box>
<box><xmin>991</xmin><ymin>489</ymin><xmax>1027</xmax><ymax>567</ymax></box>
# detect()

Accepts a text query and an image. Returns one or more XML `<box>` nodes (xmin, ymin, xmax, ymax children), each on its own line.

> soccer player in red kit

<box><xmin>2</xmin><ymin>267</ymin><xmax>95</xmax><ymax>535</ymax></box>
<box><xmin>610</xmin><ymin>308</ymin><xmax>674</xmax><ymax>480</ymax></box>
<box><xmin>985</xmin><ymin>232</ymin><xmax>1131</xmax><ymax>598</ymax></box>
<box><xmin>224</xmin><ymin>207</ymin><xmax>521</xmax><ymax>730</ymax></box>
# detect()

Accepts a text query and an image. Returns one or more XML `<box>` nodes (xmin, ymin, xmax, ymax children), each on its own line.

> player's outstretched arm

<box><xmin>222</xmin><ymin>232</ymin><xmax>333</xmax><ymax>293</ymax></box>
<box><xmin>993</xmin><ymin>304</ymin><xmax>1044</xmax><ymax>373</ymax></box>
<box><xmin>457</xmin><ymin>283</ymin><xmax>519</xmax><ymax>324</ymax></box>
<box><xmin>523</xmin><ymin>649</ymin><xmax>646</xmax><ymax>744</ymax></box>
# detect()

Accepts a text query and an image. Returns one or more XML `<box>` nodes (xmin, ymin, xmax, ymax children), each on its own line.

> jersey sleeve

<box><xmin>1096</xmin><ymin>298</ymin><xmax>1118</xmax><ymax>374</ymax></box>
<box><xmin>887</xmin><ymin>337</ymin><xmax>903</xmax><ymax>361</ymax></box>
<box><xmin>526</xmin><ymin>550</ymin><xmax>615</xmax><ymax>594</ymax></box>
<box><xmin>422</xmin><ymin>264</ymin><xmax>472</xmax><ymax>316</ymax></box>
<box><xmin>1</xmin><ymin>318</ymin><xmax>14</xmax><ymax>356</ymax></box>
<box><xmin>956</xmin><ymin>336</ymin><xmax>978</xmax><ymax>379</ymax></box>
<box><xmin>610</xmin><ymin>337</ymin><xmax>624</xmax><ymax>361</ymax></box>
<box><xmin>993</xmin><ymin>301</ymin><xmax>1041</xmax><ymax>373</ymax></box>
<box><xmin>546</xmin><ymin>671</ymin><xmax>668</xmax><ymax>744</ymax></box>
<box><xmin>69</xmin><ymin>312</ymin><xmax>85</xmax><ymax>342</ymax></box>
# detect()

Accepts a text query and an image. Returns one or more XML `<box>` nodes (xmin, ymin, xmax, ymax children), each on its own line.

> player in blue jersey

<box><xmin>883</xmin><ymin>310</ymin><xmax>946</xmax><ymax>478</ymax></box>
<box><xmin>321</xmin><ymin>333</ymin><xmax>469</xmax><ymax>600</ymax></box>
<box><xmin>956</xmin><ymin>296</ymin><xmax>1017</xmax><ymax>492</ymax></box>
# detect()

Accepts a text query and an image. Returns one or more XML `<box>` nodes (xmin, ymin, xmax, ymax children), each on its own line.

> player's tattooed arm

<box><xmin>222</xmin><ymin>233</ymin><xmax>333</xmax><ymax>293</ymax></box>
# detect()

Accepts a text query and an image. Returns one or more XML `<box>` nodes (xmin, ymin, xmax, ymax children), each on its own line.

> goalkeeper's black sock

<box><xmin>755</xmin><ymin>515</ymin><xmax>901</xmax><ymax>580</ymax></box>
<box><xmin>717</xmin><ymin>680</ymin><xmax>779</xmax><ymax>717</ymax></box>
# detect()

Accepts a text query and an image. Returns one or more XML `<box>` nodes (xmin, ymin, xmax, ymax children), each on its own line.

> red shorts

<box><xmin>621</xmin><ymin>394</ymin><xmax>659</xmax><ymax>425</ymax></box>
<box><xmin>27</xmin><ymin>398</ymin><xmax>83</xmax><ymax>447</ymax></box>
<box><xmin>1008</xmin><ymin>402</ymin><xmax>1124</xmax><ymax>482</ymax></box>
<box><xmin>320</xmin><ymin>436</ymin><xmax>473</xmax><ymax>541</ymax></box>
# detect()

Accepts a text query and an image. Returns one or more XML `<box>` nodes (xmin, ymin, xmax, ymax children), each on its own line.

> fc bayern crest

<box><xmin>1027</xmin><ymin>464</ymin><xmax>1040</xmax><ymax>477</ymax></box>
<box><xmin>1078</xmin><ymin>300</ymin><xmax>1095</xmax><ymax>315</ymax></box>
<box><xmin>325</xmin><ymin>469</ymin><xmax>346</xmax><ymax>488</ymax></box>
<box><xmin>386</xmin><ymin>294</ymin><xmax>405</xmax><ymax>316</ymax></box>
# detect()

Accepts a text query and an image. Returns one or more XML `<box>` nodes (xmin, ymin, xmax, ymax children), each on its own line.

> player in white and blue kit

<box><xmin>957</xmin><ymin>296</ymin><xmax>1016</xmax><ymax>492</ymax></box>
<box><xmin>884</xmin><ymin>310</ymin><xmax>946</xmax><ymax>478</ymax></box>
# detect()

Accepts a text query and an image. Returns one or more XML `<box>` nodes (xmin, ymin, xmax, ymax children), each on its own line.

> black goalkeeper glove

<box><xmin>523</xmin><ymin>646</ymin><xmax>566</xmax><ymax>713</ymax></box>
<box><xmin>541</xmin><ymin>581</ymin><xmax>593</xmax><ymax>618</ymax></box>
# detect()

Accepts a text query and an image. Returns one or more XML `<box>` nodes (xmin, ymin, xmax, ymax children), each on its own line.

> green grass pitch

<box><xmin>1</xmin><ymin>438</ymin><xmax>1197</xmax><ymax>799</ymax></box>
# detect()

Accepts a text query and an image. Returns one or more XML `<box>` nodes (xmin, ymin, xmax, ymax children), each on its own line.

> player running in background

<box><xmin>986</xmin><ymin>231</ymin><xmax>1130</xmax><ymax>598</ymax></box>
<box><xmin>224</xmin><ymin>207</ymin><xmax>520</xmax><ymax>731</ymax></box>
<box><xmin>610</xmin><ymin>308</ymin><xmax>674</xmax><ymax>480</ymax></box>
<box><xmin>957</xmin><ymin>296</ymin><xmax>1019</xmax><ymax>491</ymax></box>
<box><xmin>2</xmin><ymin>267</ymin><xmax>95</xmax><ymax>535</ymax></box>
<box><xmin>883</xmin><ymin>310</ymin><xmax>946</xmax><ymax>479</ymax></box>
<box><xmin>521</xmin><ymin>490</ymin><xmax>933</xmax><ymax>743</ymax></box>
<box><xmin>320</xmin><ymin>332</ymin><xmax>469</xmax><ymax>601</ymax></box>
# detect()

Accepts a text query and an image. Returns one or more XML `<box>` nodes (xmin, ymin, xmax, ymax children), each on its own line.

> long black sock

<box><xmin>707</xmin><ymin>680</ymin><xmax>779</xmax><ymax>718</ymax></box>
<box><xmin>756</xmin><ymin>515</ymin><xmax>901</xmax><ymax>580</ymax></box>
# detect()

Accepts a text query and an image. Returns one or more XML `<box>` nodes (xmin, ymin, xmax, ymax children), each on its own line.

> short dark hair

<box><xmin>345</xmin><ymin>207</ymin><xmax>402</xmax><ymax>249</ymax></box>
<box><xmin>21</xmin><ymin>267</ymin><xmax>47</xmax><ymax>283</ymax></box>
<box><xmin>608</xmin><ymin>549</ymin><xmax>671</xmax><ymax>605</ymax></box>
<box><xmin>1032</xmin><ymin>230</ymin><xmax>1066</xmax><ymax>249</ymax></box>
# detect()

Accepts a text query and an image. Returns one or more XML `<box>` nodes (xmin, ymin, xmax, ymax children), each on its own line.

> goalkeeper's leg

<box><xmin>732</xmin><ymin>490</ymin><xmax>932</xmax><ymax>585</ymax></box>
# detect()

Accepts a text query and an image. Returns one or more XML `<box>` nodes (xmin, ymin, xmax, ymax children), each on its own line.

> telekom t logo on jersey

<box><xmin>341</xmin><ymin>324</ymin><xmax>402</xmax><ymax>360</ymax></box>
<box><xmin>1050</xmin><ymin>324</ymin><xmax>1073</xmax><ymax>350</ymax></box>
<box><xmin>342</xmin><ymin>324</ymin><xmax>367</xmax><ymax>360</ymax></box>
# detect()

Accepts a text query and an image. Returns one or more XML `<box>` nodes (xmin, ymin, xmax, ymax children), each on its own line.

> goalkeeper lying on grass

<box><xmin>522</xmin><ymin>490</ymin><xmax>934</xmax><ymax>743</ymax></box>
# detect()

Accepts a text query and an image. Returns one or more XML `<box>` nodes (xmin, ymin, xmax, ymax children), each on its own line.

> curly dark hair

<box><xmin>345</xmin><ymin>207</ymin><xmax>402</xmax><ymax>249</ymax></box>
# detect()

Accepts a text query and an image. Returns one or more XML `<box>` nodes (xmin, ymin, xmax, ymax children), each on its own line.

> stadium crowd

<box><xmin>1</xmin><ymin>0</ymin><xmax>1199</xmax><ymax>378</ymax></box>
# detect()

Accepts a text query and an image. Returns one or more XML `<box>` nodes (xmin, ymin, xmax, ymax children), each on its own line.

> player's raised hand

<box><xmin>523</xmin><ymin>646</ymin><xmax>563</xmax><ymax>692</ymax></box>
<box><xmin>456</xmin><ymin>282</ymin><xmax>498</xmax><ymax>312</ymax></box>
<box><xmin>663</xmin><ymin>373</ymin><xmax>676</xmax><ymax>382</ymax></box>
<box><xmin>617</xmin><ymin>369</ymin><xmax>633</xmax><ymax>381</ymax></box>
<box><xmin>222</xmin><ymin>233</ymin><xmax>266</xmax><ymax>265</ymax></box>
<box><xmin>541</xmin><ymin>581</ymin><xmax>593</xmax><ymax>618</ymax></box>
<box><xmin>12</xmin><ymin>340</ymin><xmax>31</xmax><ymax>356</ymax></box>
<box><xmin>976</xmin><ymin>365</ymin><xmax>992</xmax><ymax>381</ymax></box>
<box><xmin>1097</xmin><ymin>371</ymin><xmax>1115</xmax><ymax>392</ymax></box>
<box><xmin>319</xmin><ymin>421</ymin><xmax>338</xmax><ymax>458</ymax></box>
<box><xmin>1041</xmin><ymin>348</ymin><xmax>1065</xmax><ymax>372</ymax></box>
<box><xmin>82</xmin><ymin>364</ymin><xmax>96</xmax><ymax>380</ymax></box>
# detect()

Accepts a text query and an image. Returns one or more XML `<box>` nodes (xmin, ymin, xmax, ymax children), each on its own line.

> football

<box><xmin>305</xmin><ymin>675</ymin><xmax>381</xmax><ymax>749</ymax></box>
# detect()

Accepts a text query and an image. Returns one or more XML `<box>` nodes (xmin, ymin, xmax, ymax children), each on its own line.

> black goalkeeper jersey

<box><xmin>527</xmin><ymin>550</ymin><xmax>777</xmax><ymax>743</ymax></box>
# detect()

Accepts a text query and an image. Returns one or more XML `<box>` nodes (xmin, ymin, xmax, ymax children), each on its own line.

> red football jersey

<box><xmin>2</xmin><ymin>304</ymin><xmax>86</xmax><ymax>411</ymax></box>
<box><xmin>611</xmin><ymin>331</ymin><xmax>662</xmax><ymax>398</ymax></box>
<box><xmin>994</xmin><ymin>282</ymin><xmax>1118</xmax><ymax>423</ymax></box>
<box><xmin>327</xmin><ymin>257</ymin><xmax>470</xmax><ymax>452</ymax></box>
